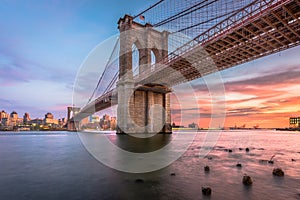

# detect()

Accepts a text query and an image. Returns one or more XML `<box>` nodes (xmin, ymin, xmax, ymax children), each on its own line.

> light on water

<box><xmin>0</xmin><ymin>130</ymin><xmax>299</xmax><ymax>200</ymax></box>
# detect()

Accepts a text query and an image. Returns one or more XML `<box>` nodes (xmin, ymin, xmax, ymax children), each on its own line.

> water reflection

<box><xmin>111</xmin><ymin>133</ymin><xmax>173</xmax><ymax>153</ymax></box>
<box><xmin>0</xmin><ymin>130</ymin><xmax>299</xmax><ymax>200</ymax></box>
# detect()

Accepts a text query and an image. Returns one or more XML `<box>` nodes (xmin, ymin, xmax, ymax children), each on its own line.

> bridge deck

<box><xmin>138</xmin><ymin>0</ymin><xmax>300</xmax><ymax>86</ymax></box>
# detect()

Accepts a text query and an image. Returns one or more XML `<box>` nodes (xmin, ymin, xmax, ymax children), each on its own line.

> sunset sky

<box><xmin>1</xmin><ymin>0</ymin><xmax>300</xmax><ymax>128</ymax></box>
<box><xmin>173</xmin><ymin>46</ymin><xmax>300</xmax><ymax>128</ymax></box>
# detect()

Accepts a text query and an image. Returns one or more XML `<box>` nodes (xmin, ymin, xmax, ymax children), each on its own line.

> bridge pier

<box><xmin>117</xmin><ymin>82</ymin><xmax>171</xmax><ymax>134</ymax></box>
<box><xmin>67</xmin><ymin>120</ymin><xmax>80</xmax><ymax>132</ymax></box>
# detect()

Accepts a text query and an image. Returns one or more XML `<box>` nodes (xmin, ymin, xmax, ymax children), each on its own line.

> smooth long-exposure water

<box><xmin>0</xmin><ymin>130</ymin><xmax>299</xmax><ymax>200</ymax></box>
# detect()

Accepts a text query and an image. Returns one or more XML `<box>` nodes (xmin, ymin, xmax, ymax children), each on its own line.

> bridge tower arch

<box><xmin>117</xmin><ymin>15</ymin><xmax>171</xmax><ymax>134</ymax></box>
<box><xmin>131</xmin><ymin>42</ymin><xmax>140</xmax><ymax>76</ymax></box>
<box><xmin>67</xmin><ymin>106</ymin><xmax>80</xmax><ymax>131</ymax></box>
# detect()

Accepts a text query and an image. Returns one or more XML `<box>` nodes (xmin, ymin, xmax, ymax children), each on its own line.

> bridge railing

<box><xmin>161</xmin><ymin>0</ymin><xmax>288</xmax><ymax>63</ymax></box>
<box><xmin>79</xmin><ymin>89</ymin><xmax>117</xmax><ymax>113</ymax></box>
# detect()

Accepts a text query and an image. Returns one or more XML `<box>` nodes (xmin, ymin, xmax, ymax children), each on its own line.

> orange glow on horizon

<box><xmin>171</xmin><ymin>66</ymin><xmax>300</xmax><ymax>129</ymax></box>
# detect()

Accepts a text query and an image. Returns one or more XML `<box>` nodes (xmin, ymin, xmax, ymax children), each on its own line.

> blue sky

<box><xmin>0</xmin><ymin>0</ymin><xmax>157</xmax><ymax>119</ymax></box>
<box><xmin>0</xmin><ymin>0</ymin><xmax>300</xmax><ymax>127</ymax></box>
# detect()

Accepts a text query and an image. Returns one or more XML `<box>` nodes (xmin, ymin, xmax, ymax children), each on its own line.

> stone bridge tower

<box><xmin>67</xmin><ymin>106</ymin><xmax>81</xmax><ymax>131</ymax></box>
<box><xmin>117</xmin><ymin>15</ymin><xmax>172</xmax><ymax>134</ymax></box>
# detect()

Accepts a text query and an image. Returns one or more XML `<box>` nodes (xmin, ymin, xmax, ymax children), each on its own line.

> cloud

<box><xmin>171</xmin><ymin>61</ymin><xmax>300</xmax><ymax>128</ymax></box>
<box><xmin>225</xmin><ymin>67</ymin><xmax>300</xmax><ymax>87</ymax></box>
<box><xmin>0</xmin><ymin>98</ymin><xmax>49</xmax><ymax>118</ymax></box>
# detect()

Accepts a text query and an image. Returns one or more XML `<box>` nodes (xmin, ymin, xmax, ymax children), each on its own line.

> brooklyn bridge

<box><xmin>67</xmin><ymin>0</ymin><xmax>300</xmax><ymax>133</ymax></box>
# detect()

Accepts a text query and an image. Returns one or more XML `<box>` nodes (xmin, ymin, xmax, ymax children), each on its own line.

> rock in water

<box><xmin>236</xmin><ymin>163</ymin><xmax>242</xmax><ymax>167</ymax></box>
<box><xmin>259</xmin><ymin>159</ymin><xmax>269</xmax><ymax>163</ymax></box>
<box><xmin>273</xmin><ymin>168</ymin><xmax>284</xmax><ymax>177</ymax></box>
<box><xmin>135</xmin><ymin>179</ymin><xmax>144</xmax><ymax>183</ymax></box>
<box><xmin>228</xmin><ymin>149</ymin><xmax>233</xmax><ymax>153</ymax></box>
<box><xmin>245</xmin><ymin>148</ymin><xmax>250</xmax><ymax>152</ymax></box>
<box><xmin>170</xmin><ymin>173</ymin><xmax>176</xmax><ymax>176</ymax></box>
<box><xmin>202</xmin><ymin>187</ymin><xmax>212</xmax><ymax>196</ymax></box>
<box><xmin>206</xmin><ymin>156</ymin><xmax>213</xmax><ymax>160</ymax></box>
<box><xmin>243</xmin><ymin>175</ymin><xmax>253</xmax><ymax>185</ymax></box>
<box><xmin>204</xmin><ymin>166</ymin><xmax>210</xmax><ymax>172</ymax></box>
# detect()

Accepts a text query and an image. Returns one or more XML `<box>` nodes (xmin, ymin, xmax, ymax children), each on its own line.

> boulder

<box><xmin>202</xmin><ymin>187</ymin><xmax>212</xmax><ymax>196</ymax></box>
<box><xmin>236</xmin><ymin>163</ymin><xmax>242</xmax><ymax>167</ymax></box>
<box><xmin>204</xmin><ymin>165</ymin><xmax>210</xmax><ymax>172</ymax></box>
<box><xmin>273</xmin><ymin>168</ymin><xmax>284</xmax><ymax>177</ymax></box>
<box><xmin>243</xmin><ymin>175</ymin><xmax>253</xmax><ymax>185</ymax></box>
<box><xmin>135</xmin><ymin>179</ymin><xmax>144</xmax><ymax>183</ymax></box>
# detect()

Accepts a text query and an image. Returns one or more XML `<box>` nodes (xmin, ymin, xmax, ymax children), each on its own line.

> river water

<box><xmin>0</xmin><ymin>130</ymin><xmax>299</xmax><ymax>200</ymax></box>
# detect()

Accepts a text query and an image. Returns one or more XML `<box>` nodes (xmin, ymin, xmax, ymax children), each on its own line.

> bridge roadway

<box><xmin>72</xmin><ymin>0</ymin><xmax>300</xmax><ymax>122</ymax></box>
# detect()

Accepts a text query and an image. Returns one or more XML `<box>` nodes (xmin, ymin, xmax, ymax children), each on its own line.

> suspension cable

<box><xmin>103</xmin><ymin>71</ymin><xmax>119</xmax><ymax>95</ymax></box>
<box><xmin>133</xmin><ymin>0</ymin><xmax>165</xmax><ymax>19</ymax></box>
<box><xmin>154</xmin><ymin>0</ymin><xmax>218</xmax><ymax>27</ymax></box>
<box><xmin>86</xmin><ymin>38</ymin><xmax>119</xmax><ymax>105</ymax></box>
<box><xmin>174</xmin><ymin>8</ymin><xmax>237</xmax><ymax>34</ymax></box>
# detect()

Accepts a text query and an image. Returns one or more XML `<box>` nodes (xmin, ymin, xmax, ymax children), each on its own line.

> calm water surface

<box><xmin>0</xmin><ymin>130</ymin><xmax>299</xmax><ymax>200</ymax></box>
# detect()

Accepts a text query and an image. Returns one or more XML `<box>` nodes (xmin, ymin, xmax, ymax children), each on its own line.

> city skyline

<box><xmin>1</xmin><ymin>1</ymin><xmax>300</xmax><ymax>128</ymax></box>
<box><xmin>0</xmin><ymin>108</ymin><xmax>117</xmax><ymax>131</ymax></box>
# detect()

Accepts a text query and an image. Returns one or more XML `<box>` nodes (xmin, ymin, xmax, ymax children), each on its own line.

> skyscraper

<box><xmin>23</xmin><ymin>113</ymin><xmax>30</xmax><ymax>124</ymax></box>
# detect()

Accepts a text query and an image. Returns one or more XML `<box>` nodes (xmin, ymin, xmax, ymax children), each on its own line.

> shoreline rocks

<box><xmin>243</xmin><ymin>175</ymin><xmax>253</xmax><ymax>185</ymax></box>
<box><xmin>135</xmin><ymin>179</ymin><xmax>144</xmax><ymax>183</ymax></box>
<box><xmin>202</xmin><ymin>187</ymin><xmax>212</xmax><ymax>196</ymax></box>
<box><xmin>236</xmin><ymin>163</ymin><xmax>242</xmax><ymax>167</ymax></box>
<box><xmin>273</xmin><ymin>168</ymin><xmax>284</xmax><ymax>177</ymax></box>
<box><xmin>204</xmin><ymin>165</ymin><xmax>210</xmax><ymax>172</ymax></box>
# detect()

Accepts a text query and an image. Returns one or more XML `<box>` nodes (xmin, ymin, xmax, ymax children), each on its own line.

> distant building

<box><xmin>290</xmin><ymin>117</ymin><xmax>300</xmax><ymax>128</ymax></box>
<box><xmin>9</xmin><ymin>111</ymin><xmax>23</xmax><ymax>126</ymax></box>
<box><xmin>10</xmin><ymin>111</ymin><xmax>18</xmax><ymax>119</ymax></box>
<box><xmin>1</xmin><ymin>117</ymin><xmax>9</xmax><ymax>126</ymax></box>
<box><xmin>0</xmin><ymin>110</ymin><xmax>9</xmax><ymax>120</ymax></box>
<box><xmin>10</xmin><ymin>111</ymin><xmax>18</xmax><ymax>126</ymax></box>
<box><xmin>80</xmin><ymin>117</ymin><xmax>89</xmax><ymax>126</ymax></box>
<box><xmin>23</xmin><ymin>113</ymin><xmax>30</xmax><ymax>124</ymax></box>
<box><xmin>29</xmin><ymin>118</ymin><xmax>43</xmax><ymax>126</ymax></box>
<box><xmin>103</xmin><ymin>114</ymin><xmax>110</xmax><ymax>121</ymax></box>
<box><xmin>188</xmin><ymin>122</ymin><xmax>199</xmax><ymax>129</ymax></box>
<box><xmin>29</xmin><ymin>118</ymin><xmax>43</xmax><ymax>125</ymax></box>
<box><xmin>0</xmin><ymin>110</ymin><xmax>9</xmax><ymax>126</ymax></box>
<box><xmin>110</xmin><ymin>117</ymin><xmax>117</xmax><ymax>130</ymax></box>
<box><xmin>45</xmin><ymin>112</ymin><xmax>54</xmax><ymax>119</ymax></box>
<box><xmin>100</xmin><ymin>114</ymin><xmax>110</xmax><ymax>130</ymax></box>
<box><xmin>172</xmin><ymin>122</ymin><xmax>184</xmax><ymax>128</ymax></box>
<box><xmin>58</xmin><ymin>118</ymin><xmax>67</xmax><ymax>127</ymax></box>
<box><xmin>89</xmin><ymin>115</ymin><xmax>100</xmax><ymax>123</ymax></box>
<box><xmin>44</xmin><ymin>112</ymin><xmax>58</xmax><ymax>125</ymax></box>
